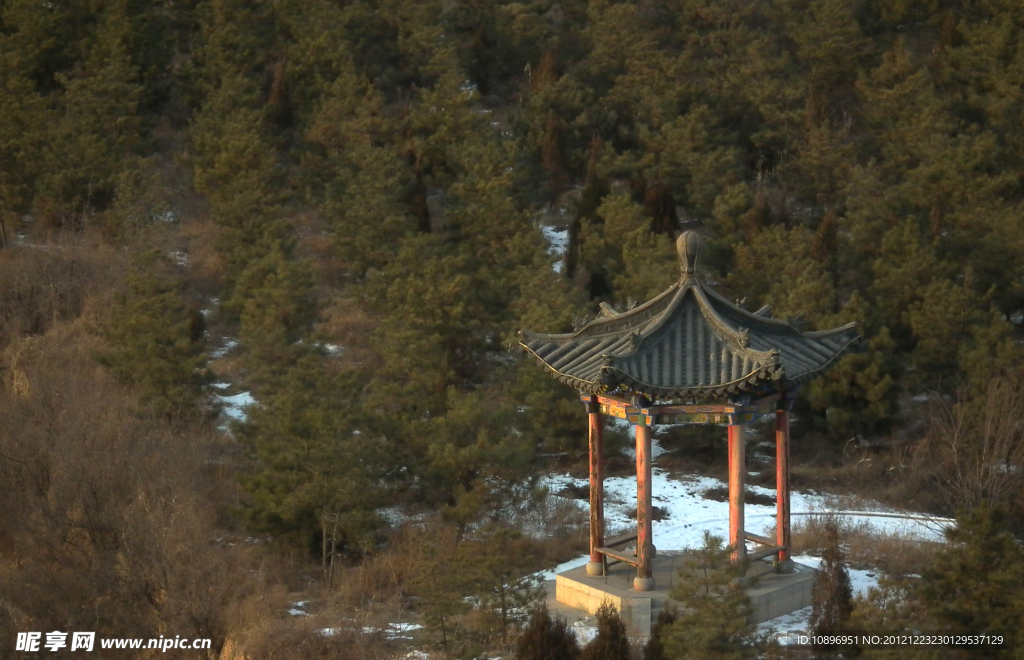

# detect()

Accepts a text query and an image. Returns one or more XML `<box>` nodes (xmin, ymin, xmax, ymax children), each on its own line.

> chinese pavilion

<box><xmin>519</xmin><ymin>231</ymin><xmax>858</xmax><ymax>591</ymax></box>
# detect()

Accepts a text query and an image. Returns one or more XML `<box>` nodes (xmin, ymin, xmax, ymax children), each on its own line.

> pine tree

<box><xmin>578</xmin><ymin>192</ymin><xmax>676</xmax><ymax>305</ymax></box>
<box><xmin>640</xmin><ymin>105</ymin><xmax>744</xmax><ymax>221</ymax></box>
<box><xmin>0</xmin><ymin>55</ymin><xmax>45</xmax><ymax>243</ymax></box>
<box><xmin>541</xmin><ymin>110</ymin><xmax>569</xmax><ymax>195</ymax></box>
<box><xmin>906</xmin><ymin>276</ymin><xmax>1002</xmax><ymax>387</ymax></box>
<box><xmin>516</xmin><ymin>603</ymin><xmax>581</xmax><ymax>660</ymax></box>
<box><xmin>917</xmin><ymin>507</ymin><xmax>1024</xmax><ymax>634</ymax></box>
<box><xmin>424</xmin><ymin>387</ymin><xmax>533</xmax><ymax>518</ymax></box>
<box><xmin>100</xmin><ymin>250</ymin><xmax>209</xmax><ymax>421</ymax></box>
<box><xmin>237</xmin><ymin>357</ymin><xmax>383</xmax><ymax>555</ymax></box>
<box><xmin>306</xmin><ymin>60</ymin><xmax>417</xmax><ymax>279</ymax></box>
<box><xmin>844</xmin><ymin>575</ymin><xmax>930</xmax><ymax>659</ymax></box>
<box><xmin>35</xmin><ymin>0</ymin><xmax>144</xmax><ymax>228</ymax></box>
<box><xmin>580</xmin><ymin>602</ymin><xmax>630</xmax><ymax>660</ymax></box>
<box><xmin>233</xmin><ymin>241</ymin><xmax>319</xmax><ymax>392</ymax></box>
<box><xmin>364</xmin><ymin>233</ymin><xmax>488</xmax><ymax>420</ymax></box>
<box><xmin>102</xmin><ymin>156</ymin><xmax>174</xmax><ymax>245</ymax></box>
<box><xmin>188</xmin><ymin>71</ymin><xmax>289</xmax><ymax>282</ymax></box>
<box><xmin>472</xmin><ymin>525</ymin><xmax>546</xmax><ymax>644</ymax></box>
<box><xmin>868</xmin><ymin>220</ymin><xmax>941</xmax><ymax>350</ymax></box>
<box><xmin>785</xmin><ymin>0</ymin><xmax>870</xmax><ymax>125</ymax></box>
<box><xmin>642</xmin><ymin>607</ymin><xmax>677</xmax><ymax>660</ymax></box>
<box><xmin>662</xmin><ymin>532</ymin><xmax>754</xmax><ymax>660</ymax></box>
<box><xmin>0</xmin><ymin>0</ymin><xmax>96</xmax><ymax>96</ymax></box>
<box><xmin>566</xmin><ymin>139</ymin><xmax>610</xmax><ymax>280</ymax></box>
<box><xmin>728</xmin><ymin>224</ymin><xmax>837</xmax><ymax>328</ymax></box>
<box><xmin>785</xmin><ymin>121</ymin><xmax>857</xmax><ymax>210</ymax></box>
<box><xmin>183</xmin><ymin>0</ymin><xmax>276</xmax><ymax>107</ymax></box>
<box><xmin>804</xmin><ymin>293</ymin><xmax>901</xmax><ymax>437</ymax></box>
<box><xmin>407</xmin><ymin>523</ymin><xmax>476</xmax><ymax>654</ymax></box>
<box><xmin>809</xmin><ymin>519</ymin><xmax>854</xmax><ymax>639</ymax></box>
<box><xmin>505</xmin><ymin>267</ymin><xmax>588</xmax><ymax>455</ymax></box>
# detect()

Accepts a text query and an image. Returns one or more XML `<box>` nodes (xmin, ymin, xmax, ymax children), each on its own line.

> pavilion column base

<box><xmin>633</xmin><ymin>576</ymin><xmax>656</xmax><ymax>592</ymax></box>
<box><xmin>586</xmin><ymin>561</ymin><xmax>604</xmax><ymax>576</ymax></box>
<box><xmin>775</xmin><ymin>558</ymin><xmax>795</xmax><ymax>574</ymax></box>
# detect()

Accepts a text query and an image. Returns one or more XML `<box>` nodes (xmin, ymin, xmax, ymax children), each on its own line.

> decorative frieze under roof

<box><xmin>519</xmin><ymin>231</ymin><xmax>858</xmax><ymax>401</ymax></box>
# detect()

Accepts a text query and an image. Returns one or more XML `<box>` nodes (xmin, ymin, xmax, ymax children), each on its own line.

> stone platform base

<box><xmin>554</xmin><ymin>552</ymin><xmax>815</xmax><ymax>638</ymax></box>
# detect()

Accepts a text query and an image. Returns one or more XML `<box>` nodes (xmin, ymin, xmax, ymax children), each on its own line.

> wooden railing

<box><xmin>744</xmin><ymin>531</ymin><xmax>786</xmax><ymax>563</ymax></box>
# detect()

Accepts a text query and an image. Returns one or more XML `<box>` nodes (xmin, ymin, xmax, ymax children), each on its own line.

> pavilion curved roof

<box><xmin>519</xmin><ymin>231</ymin><xmax>859</xmax><ymax>401</ymax></box>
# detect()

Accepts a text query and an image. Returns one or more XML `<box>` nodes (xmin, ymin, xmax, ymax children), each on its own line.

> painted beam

<box><xmin>585</xmin><ymin>391</ymin><xmax>784</xmax><ymax>426</ymax></box>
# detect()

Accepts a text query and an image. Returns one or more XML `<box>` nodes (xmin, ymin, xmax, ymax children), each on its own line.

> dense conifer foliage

<box><xmin>918</xmin><ymin>507</ymin><xmax>1024</xmax><ymax>635</ymax></box>
<box><xmin>516</xmin><ymin>604</ymin><xmax>580</xmax><ymax>660</ymax></box>
<box><xmin>100</xmin><ymin>249</ymin><xmax>210</xmax><ymax>420</ymax></box>
<box><xmin>809</xmin><ymin>520</ymin><xmax>854</xmax><ymax>639</ymax></box>
<box><xmin>579</xmin><ymin>602</ymin><xmax>630</xmax><ymax>660</ymax></box>
<box><xmin>848</xmin><ymin>507</ymin><xmax>1024</xmax><ymax>659</ymax></box>
<box><xmin>642</xmin><ymin>607</ymin><xmax>678</xmax><ymax>660</ymax></box>
<box><xmin>660</xmin><ymin>533</ymin><xmax>754</xmax><ymax>660</ymax></box>
<box><xmin>3</xmin><ymin>0</ymin><xmax>1024</xmax><ymax>656</ymax></box>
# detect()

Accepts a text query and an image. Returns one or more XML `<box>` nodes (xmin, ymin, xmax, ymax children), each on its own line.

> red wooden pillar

<box><xmin>728</xmin><ymin>422</ymin><xmax>746</xmax><ymax>564</ymax></box>
<box><xmin>776</xmin><ymin>404</ymin><xmax>793</xmax><ymax>569</ymax></box>
<box><xmin>585</xmin><ymin>396</ymin><xmax>605</xmax><ymax>576</ymax></box>
<box><xmin>634</xmin><ymin>421</ymin><xmax>655</xmax><ymax>591</ymax></box>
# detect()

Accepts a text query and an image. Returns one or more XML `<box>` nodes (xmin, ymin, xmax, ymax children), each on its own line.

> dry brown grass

<box><xmin>315</xmin><ymin>297</ymin><xmax>383</xmax><ymax>372</ymax></box>
<box><xmin>223</xmin><ymin>576</ymin><xmax>402</xmax><ymax>660</ymax></box>
<box><xmin>785</xmin><ymin>514</ymin><xmax>941</xmax><ymax>578</ymax></box>
<box><xmin>224</xmin><ymin>499</ymin><xmax>588</xmax><ymax>660</ymax></box>
<box><xmin>0</xmin><ymin>323</ymin><xmax>268</xmax><ymax>658</ymax></box>
<box><xmin>178</xmin><ymin>219</ymin><xmax>229</xmax><ymax>293</ymax></box>
<box><xmin>0</xmin><ymin>238</ymin><xmax>127</xmax><ymax>351</ymax></box>
<box><xmin>781</xmin><ymin>432</ymin><xmax>948</xmax><ymax>517</ymax></box>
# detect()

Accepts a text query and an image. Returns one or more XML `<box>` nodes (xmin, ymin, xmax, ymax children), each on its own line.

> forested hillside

<box><xmin>2</xmin><ymin>0</ymin><xmax>1024</xmax><ymax>657</ymax></box>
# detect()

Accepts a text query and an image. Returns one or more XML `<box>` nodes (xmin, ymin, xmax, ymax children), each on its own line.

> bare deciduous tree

<box><xmin>927</xmin><ymin>377</ymin><xmax>1024</xmax><ymax>515</ymax></box>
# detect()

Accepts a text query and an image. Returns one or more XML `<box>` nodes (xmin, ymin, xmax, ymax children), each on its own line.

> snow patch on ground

<box><xmin>538</xmin><ymin>469</ymin><xmax>949</xmax><ymax>583</ymax></box>
<box><xmin>615</xmin><ymin>419</ymin><xmax>670</xmax><ymax>460</ymax></box>
<box><xmin>757</xmin><ymin>555</ymin><xmax>882</xmax><ymax>639</ymax></box>
<box><xmin>369</xmin><ymin>622</ymin><xmax>423</xmax><ymax>640</ymax></box>
<box><xmin>541</xmin><ymin>225</ymin><xmax>569</xmax><ymax>273</ymax></box>
<box><xmin>210</xmin><ymin>338</ymin><xmax>238</xmax><ymax>359</ymax></box>
<box><xmin>375</xmin><ymin>505</ymin><xmax>432</xmax><ymax>527</ymax></box>
<box><xmin>572</xmin><ymin>620</ymin><xmax>598</xmax><ymax>645</ymax></box>
<box><xmin>757</xmin><ymin>606</ymin><xmax>813</xmax><ymax>638</ymax></box>
<box><xmin>792</xmin><ymin>555</ymin><xmax>880</xmax><ymax>597</ymax></box>
<box><xmin>319</xmin><ymin>623</ymin><xmax>423</xmax><ymax>640</ymax></box>
<box><xmin>214</xmin><ymin>387</ymin><xmax>255</xmax><ymax>425</ymax></box>
<box><xmin>218</xmin><ymin>391</ymin><xmax>254</xmax><ymax>420</ymax></box>
<box><xmin>200</xmin><ymin>299</ymin><xmax>218</xmax><ymax>318</ymax></box>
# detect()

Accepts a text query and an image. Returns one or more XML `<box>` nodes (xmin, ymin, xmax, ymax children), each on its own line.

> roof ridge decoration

<box><xmin>519</xmin><ymin>231</ymin><xmax>860</xmax><ymax>402</ymax></box>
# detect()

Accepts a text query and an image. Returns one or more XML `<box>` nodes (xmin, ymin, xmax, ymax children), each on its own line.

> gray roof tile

<box><xmin>519</xmin><ymin>232</ymin><xmax>859</xmax><ymax>400</ymax></box>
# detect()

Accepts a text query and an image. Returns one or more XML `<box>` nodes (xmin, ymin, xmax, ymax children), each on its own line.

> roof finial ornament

<box><xmin>676</xmin><ymin>230</ymin><xmax>701</xmax><ymax>277</ymax></box>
